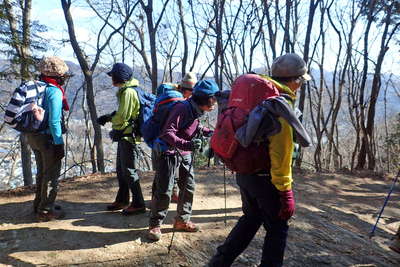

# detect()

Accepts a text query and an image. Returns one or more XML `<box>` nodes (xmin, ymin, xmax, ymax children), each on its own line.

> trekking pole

<box><xmin>207</xmin><ymin>147</ymin><xmax>213</xmax><ymax>168</ymax></box>
<box><xmin>223</xmin><ymin>164</ymin><xmax>227</xmax><ymax>226</ymax></box>
<box><xmin>168</xmin><ymin>149</ymin><xmax>196</xmax><ymax>254</ymax></box>
<box><xmin>369</xmin><ymin>168</ymin><xmax>400</xmax><ymax>238</ymax></box>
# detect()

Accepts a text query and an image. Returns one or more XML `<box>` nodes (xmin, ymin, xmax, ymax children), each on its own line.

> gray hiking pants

<box><xmin>26</xmin><ymin>133</ymin><xmax>62</xmax><ymax>213</ymax></box>
<box><xmin>115</xmin><ymin>139</ymin><xmax>145</xmax><ymax>207</ymax></box>
<box><xmin>149</xmin><ymin>152</ymin><xmax>195</xmax><ymax>227</ymax></box>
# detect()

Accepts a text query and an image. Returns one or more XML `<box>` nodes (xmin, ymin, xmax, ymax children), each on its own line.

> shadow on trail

<box><xmin>0</xmin><ymin>200</ymin><xmax>150</xmax><ymax>228</ymax></box>
<box><xmin>284</xmin><ymin>204</ymin><xmax>400</xmax><ymax>267</ymax></box>
<box><xmin>0</xmin><ymin>226</ymin><xmax>144</xmax><ymax>266</ymax></box>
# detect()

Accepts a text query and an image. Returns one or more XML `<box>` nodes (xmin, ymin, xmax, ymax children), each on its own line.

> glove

<box><xmin>190</xmin><ymin>138</ymin><xmax>203</xmax><ymax>151</ymax></box>
<box><xmin>278</xmin><ymin>190</ymin><xmax>295</xmax><ymax>220</ymax></box>
<box><xmin>97</xmin><ymin>114</ymin><xmax>111</xmax><ymax>126</ymax></box>
<box><xmin>202</xmin><ymin>130</ymin><xmax>214</xmax><ymax>138</ymax></box>
<box><xmin>109</xmin><ymin>129</ymin><xmax>124</xmax><ymax>142</ymax></box>
<box><xmin>97</xmin><ymin>111</ymin><xmax>115</xmax><ymax>126</ymax></box>
<box><xmin>53</xmin><ymin>144</ymin><xmax>65</xmax><ymax>160</ymax></box>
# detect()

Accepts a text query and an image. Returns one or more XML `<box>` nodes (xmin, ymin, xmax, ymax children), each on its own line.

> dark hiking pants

<box><xmin>115</xmin><ymin>139</ymin><xmax>145</xmax><ymax>208</ymax></box>
<box><xmin>149</xmin><ymin>152</ymin><xmax>195</xmax><ymax>227</ymax></box>
<box><xmin>208</xmin><ymin>173</ymin><xmax>289</xmax><ymax>267</ymax></box>
<box><xmin>26</xmin><ymin>133</ymin><xmax>62</xmax><ymax>213</ymax></box>
<box><xmin>151</xmin><ymin>149</ymin><xmax>179</xmax><ymax>194</ymax></box>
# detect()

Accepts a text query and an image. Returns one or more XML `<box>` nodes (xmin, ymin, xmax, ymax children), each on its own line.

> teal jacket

<box><xmin>43</xmin><ymin>85</ymin><xmax>64</xmax><ymax>145</ymax></box>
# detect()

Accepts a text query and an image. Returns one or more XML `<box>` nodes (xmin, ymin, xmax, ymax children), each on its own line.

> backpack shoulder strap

<box><xmin>179</xmin><ymin>100</ymin><xmax>199</xmax><ymax>130</ymax></box>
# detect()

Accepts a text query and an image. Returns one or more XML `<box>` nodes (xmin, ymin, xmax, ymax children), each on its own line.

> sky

<box><xmin>29</xmin><ymin>0</ymin><xmax>400</xmax><ymax>77</ymax></box>
<box><xmin>32</xmin><ymin>0</ymin><xmax>98</xmax><ymax>62</ymax></box>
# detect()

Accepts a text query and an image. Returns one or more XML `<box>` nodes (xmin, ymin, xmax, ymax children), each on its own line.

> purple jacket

<box><xmin>160</xmin><ymin>99</ymin><xmax>211</xmax><ymax>155</ymax></box>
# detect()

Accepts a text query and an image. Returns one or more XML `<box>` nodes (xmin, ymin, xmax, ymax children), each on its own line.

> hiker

<box><xmin>25</xmin><ymin>56</ymin><xmax>70</xmax><ymax>221</ymax></box>
<box><xmin>147</xmin><ymin>80</ymin><xmax>218</xmax><ymax>241</ymax></box>
<box><xmin>178</xmin><ymin>71</ymin><xmax>197</xmax><ymax>99</ymax></box>
<box><xmin>208</xmin><ymin>53</ymin><xmax>311</xmax><ymax>267</ymax></box>
<box><xmin>97</xmin><ymin>63</ymin><xmax>146</xmax><ymax>215</ymax></box>
<box><xmin>389</xmin><ymin>225</ymin><xmax>400</xmax><ymax>254</ymax></box>
<box><xmin>154</xmin><ymin>72</ymin><xmax>198</xmax><ymax>203</ymax></box>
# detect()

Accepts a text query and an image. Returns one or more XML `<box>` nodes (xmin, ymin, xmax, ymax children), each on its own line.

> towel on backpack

<box><xmin>235</xmin><ymin>96</ymin><xmax>311</xmax><ymax>148</ymax></box>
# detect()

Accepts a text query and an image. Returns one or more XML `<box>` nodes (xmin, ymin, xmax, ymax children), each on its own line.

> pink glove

<box><xmin>278</xmin><ymin>190</ymin><xmax>295</xmax><ymax>220</ymax></box>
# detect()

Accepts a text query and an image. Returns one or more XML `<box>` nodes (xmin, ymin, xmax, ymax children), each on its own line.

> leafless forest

<box><xmin>0</xmin><ymin>0</ymin><xmax>399</xmax><ymax>189</ymax></box>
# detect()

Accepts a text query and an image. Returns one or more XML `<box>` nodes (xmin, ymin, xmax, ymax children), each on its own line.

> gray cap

<box><xmin>271</xmin><ymin>53</ymin><xmax>311</xmax><ymax>81</ymax></box>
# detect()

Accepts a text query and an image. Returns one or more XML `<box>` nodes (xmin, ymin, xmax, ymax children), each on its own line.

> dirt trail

<box><xmin>0</xmin><ymin>167</ymin><xmax>399</xmax><ymax>266</ymax></box>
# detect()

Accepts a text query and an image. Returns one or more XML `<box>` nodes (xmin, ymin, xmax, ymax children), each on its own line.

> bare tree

<box><xmin>2</xmin><ymin>0</ymin><xmax>35</xmax><ymax>186</ymax></box>
<box><xmin>139</xmin><ymin>0</ymin><xmax>171</xmax><ymax>92</ymax></box>
<box><xmin>356</xmin><ymin>0</ymin><xmax>400</xmax><ymax>170</ymax></box>
<box><xmin>297</xmin><ymin>0</ymin><xmax>322</xmax><ymax>119</ymax></box>
<box><xmin>61</xmin><ymin>0</ymin><xmax>136</xmax><ymax>173</ymax></box>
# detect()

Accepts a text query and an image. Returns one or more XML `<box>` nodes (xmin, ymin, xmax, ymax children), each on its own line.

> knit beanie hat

<box><xmin>107</xmin><ymin>63</ymin><xmax>133</xmax><ymax>83</ymax></box>
<box><xmin>39</xmin><ymin>56</ymin><xmax>69</xmax><ymax>77</ymax></box>
<box><xmin>180</xmin><ymin>72</ymin><xmax>197</xmax><ymax>89</ymax></box>
<box><xmin>193</xmin><ymin>80</ymin><xmax>219</xmax><ymax>97</ymax></box>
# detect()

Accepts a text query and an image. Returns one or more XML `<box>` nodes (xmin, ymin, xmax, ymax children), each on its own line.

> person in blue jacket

<box><xmin>26</xmin><ymin>56</ymin><xmax>70</xmax><ymax>221</ymax></box>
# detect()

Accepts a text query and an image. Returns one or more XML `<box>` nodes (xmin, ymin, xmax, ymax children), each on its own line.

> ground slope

<box><xmin>0</xmin><ymin>168</ymin><xmax>399</xmax><ymax>266</ymax></box>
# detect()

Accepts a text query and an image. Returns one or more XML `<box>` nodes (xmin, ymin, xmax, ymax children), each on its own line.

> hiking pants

<box><xmin>208</xmin><ymin>173</ymin><xmax>289</xmax><ymax>267</ymax></box>
<box><xmin>151</xmin><ymin>149</ymin><xmax>178</xmax><ymax>194</ymax></box>
<box><xmin>114</xmin><ymin>139</ymin><xmax>145</xmax><ymax>208</ymax></box>
<box><xmin>149</xmin><ymin>152</ymin><xmax>195</xmax><ymax>227</ymax></box>
<box><xmin>26</xmin><ymin>133</ymin><xmax>62</xmax><ymax>213</ymax></box>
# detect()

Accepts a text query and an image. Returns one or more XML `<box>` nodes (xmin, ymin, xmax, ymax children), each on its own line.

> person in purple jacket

<box><xmin>147</xmin><ymin>80</ymin><xmax>219</xmax><ymax>241</ymax></box>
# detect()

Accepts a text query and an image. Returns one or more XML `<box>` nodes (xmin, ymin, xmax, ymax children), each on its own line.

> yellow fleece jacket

<box><xmin>111</xmin><ymin>78</ymin><xmax>141</xmax><ymax>144</ymax></box>
<box><xmin>262</xmin><ymin>75</ymin><xmax>296</xmax><ymax>192</ymax></box>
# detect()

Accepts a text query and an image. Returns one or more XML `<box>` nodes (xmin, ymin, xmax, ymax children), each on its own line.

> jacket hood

<box><xmin>260</xmin><ymin>74</ymin><xmax>296</xmax><ymax>100</ymax></box>
<box><xmin>117</xmin><ymin>78</ymin><xmax>139</xmax><ymax>97</ymax></box>
<box><xmin>122</xmin><ymin>78</ymin><xmax>139</xmax><ymax>89</ymax></box>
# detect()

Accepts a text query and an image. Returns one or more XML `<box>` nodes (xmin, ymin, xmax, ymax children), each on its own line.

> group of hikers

<box><xmin>4</xmin><ymin>53</ymin><xmax>400</xmax><ymax>266</ymax></box>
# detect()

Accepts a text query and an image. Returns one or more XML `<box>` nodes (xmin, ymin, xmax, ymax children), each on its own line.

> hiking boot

<box><xmin>389</xmin><ymin>237</ymin><xmax>400</xmax><ymax>254</ymax></box>
<box><xmin>107</xmin><ymin>202</ymin><xmax>129</xmax><ymax>211</ymax></box>
<box><xmin>147</xmin><ymin>226</ymin><xmax>162</xmax><ymax>241</ymax></box>
<box><xmin>37</xmin><ymin>210</ymin><xmax>65</xmax><ymax>222</ymax></box>
<box><xmin>34</xmin><ymin>204</ymin><xmax>61</xmax><ymax>214</ymax></box>
<box><xmin>171</xmin><ymin>192</ymin><xmax>179</xmax><ymax>203</ymax></box>
<box><xmin>121</xmin><ymin>205</ymin><xmax>146</xmax><ymax>215</ymax></box>
<box><xmin>173</xmin><ymin>220</ymin><xmax>199</xmax><ymax>232</ymax></box>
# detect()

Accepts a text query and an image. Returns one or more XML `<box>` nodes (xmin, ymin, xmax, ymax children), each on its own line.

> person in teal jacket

<box><xmin>97</xmin><ymin>63</ymin><xmax>146</xmax><ymax>215</ymax></box>
<box><xmin>26</xmin><ymin>56</ymin><xmax>70</xmax><ymax>221</ymax></box>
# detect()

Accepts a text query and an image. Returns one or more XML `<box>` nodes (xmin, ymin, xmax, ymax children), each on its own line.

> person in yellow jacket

<box><xmin>208</xmin><ymin>53</ymin><xmax>311</xmax><ymax>267</ymax></box>
<box><xmin>97</xmin><ymin>63</ymin><xmax>145</xmax><ymax>215</ymax></box>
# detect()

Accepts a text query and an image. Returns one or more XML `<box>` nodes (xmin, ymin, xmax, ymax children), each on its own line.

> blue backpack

<box><xmin>142</xmin><ymin>84</ymin><xmax>185</xmax><ymax>149</ymax></box>
<box><xmin>129</xmin><ymin>86</ymin><xmax>156</xmax><ymax>137</ymax></box>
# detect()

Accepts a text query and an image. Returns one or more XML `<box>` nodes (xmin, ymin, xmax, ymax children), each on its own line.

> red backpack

<box><xmin>211</xmin><ymin>74</ymin><xmax>280</xmax><ymax>174</ymax></box>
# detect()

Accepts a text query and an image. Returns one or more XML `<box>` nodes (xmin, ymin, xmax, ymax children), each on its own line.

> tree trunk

<box><xmin>178</xmin><ymin>0</ymin><xmax>188</xmax><ymax>76</ymax></box>
<box><xmin>4</xmin><ymin>0</ymin><xmax>34</xmax><ymax>186</ymax></box>
<box><xmin>61</xmin><ymin>0</ymin><xmax>105</xmax><ymax>173</ymax></box>
<box><xmin>85</xmin><ymin>76</ymin><xmax>104</xmax><ymax>172</ymax></box>
<box><xmin>20</xmin><ymin>134</ymin><xmax>33</xmax><ymax>185</ymax></box>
